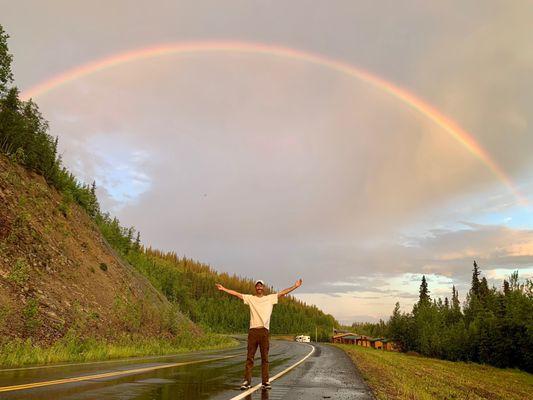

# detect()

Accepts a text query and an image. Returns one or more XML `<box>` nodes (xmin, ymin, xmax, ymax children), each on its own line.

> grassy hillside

<box><xmin>0</xmin><ymin>155</ymin><xmax>212</xmax><ymax>343</ymax></box>
<box><xmin>0</xmin><ymin>153</ymin><xmax>183</xmax><ymax>342</ymax></box>
<box><xmin>336</xmin><ymin>344</ymin><xmax>533</xmax><ymax>400</ymax></box>
<box><xmin>0</xmin><ymin>154</ymin><xmax>234</xmax><ymax>366</ymax></box>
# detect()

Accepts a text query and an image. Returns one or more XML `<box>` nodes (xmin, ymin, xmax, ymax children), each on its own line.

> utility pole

<box><xmin>315</xmin><ymin>325</ymin><xmax>318</xmax><ymax>342</ymax></box>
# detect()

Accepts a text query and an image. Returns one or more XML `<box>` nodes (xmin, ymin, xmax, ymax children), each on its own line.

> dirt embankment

<box><xmin>0</xmin><ymin>154</ymin><xmax>194</xmax><ymax>344</ymax></box>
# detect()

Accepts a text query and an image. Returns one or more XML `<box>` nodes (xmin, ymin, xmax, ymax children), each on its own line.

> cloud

<box><xmin>293</xmin><ymin>222</ymin><xmax>533</xmax><ymax>319</ymax></box>
<box><xmin>55</xmin><ymin>131</ymin><xmax>153</xmax><ymax>209</ymax></box>
<box><xmin>290</xmin><ymin>223</ymin><xmax>533</xmax><ymax>312</ymax></box>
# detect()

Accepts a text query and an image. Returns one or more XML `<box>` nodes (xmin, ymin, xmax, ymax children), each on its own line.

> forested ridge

<box><xmin>0</xmin><ymin>25</ymin><xmax>338</xmax><ymax>340</ymax></box>
<box><xmin>351</xmin><ymin>262</ymin><xmax>533</xmax><ymax>372</ymax></box>
<box><xmin>99</xmin><ymin>219</ymin><xmax>338</xmax><ymax>339</ymax></box>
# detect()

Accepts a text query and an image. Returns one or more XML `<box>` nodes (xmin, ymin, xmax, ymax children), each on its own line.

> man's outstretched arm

<box><xmin>278</xmin><ymin>278</ymin><xmax>303</xmax><ymax>298</ymax></box>
<box><xmin>216</xmin><ymin>283</ymin><xmax>244</xmax><ymax>300</ymax></box>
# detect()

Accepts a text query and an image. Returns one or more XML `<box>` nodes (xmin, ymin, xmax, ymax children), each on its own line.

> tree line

<box><xmin>0</xmin><ymin>24</ymin><xmax>338</xmax><ymax>340</ymax></box>
<box><xmin>351</xmin><ymin>262</ymin><xmax>532</xmax><ymax>372</ymax></box>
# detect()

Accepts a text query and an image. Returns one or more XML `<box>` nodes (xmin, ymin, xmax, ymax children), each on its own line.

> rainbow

<box><xmin>20</xmin><ymin>41</ymin><xmax>525</xmax><ymax>204</ymax></box>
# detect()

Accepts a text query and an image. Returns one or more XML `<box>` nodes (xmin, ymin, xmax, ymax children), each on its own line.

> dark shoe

<box><xmin>262</xmin><ymin>382</ymin><xmax>272</xmax><ymax>390</ymax></box>
<box><xmin>240</xmin><ymin>381</ymin><xmax>251</xmax><ymax>390</ymax></box>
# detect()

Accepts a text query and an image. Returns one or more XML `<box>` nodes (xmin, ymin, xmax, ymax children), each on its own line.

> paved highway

<box><xmin>0</xmin><ymin>340</ymin><xmax>374</xmax><ymax>399</ymax></box>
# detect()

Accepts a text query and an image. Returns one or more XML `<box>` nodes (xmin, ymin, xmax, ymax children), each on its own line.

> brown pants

<box><xmin>244</xmin><ymin>327</ymin><xmax>270</xmax><ymax>384</ymax></box>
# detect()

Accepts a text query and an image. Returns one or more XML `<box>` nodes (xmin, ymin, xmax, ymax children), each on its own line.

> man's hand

<box><xmin>215</xmin><ymin>283</ymin><xmax>225</xmax><ymax>291</ymax></box>
<box><xmin>294</xmin><ymin>278</ymin><xmax>303</xmax><ymax>288</ymax></box>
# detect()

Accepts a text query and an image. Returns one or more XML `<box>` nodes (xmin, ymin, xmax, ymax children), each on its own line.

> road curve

<box><xmin>0</xmin><ymin>340</ymin><xmax>373</xmax><ymax>399</ymax></box>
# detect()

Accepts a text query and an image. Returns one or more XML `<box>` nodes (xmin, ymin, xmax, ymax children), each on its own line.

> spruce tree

<box><xmin>418</xmin><ymin>275</ymin><xmax>431</xmax><ymax>307</ymax></box>
<box><xmin>134</xmin><ymin>232</ymin><xmax>141</xmax><ymax>250</ymax></box>
<box><xmin>480</xmin><ymin>277</ymin><xmax>490</xmax><ymax>303</ymax></box>
<box><xmin>87</xmin><ymin>180</ymin><xmax>100</xmax><ymax>217</ymax></box>
<box><xmin>0</xmin><ymin>25</ymin><xmax>13</xmax><ymax>97</ymax></box>
<box><xmin>503</xmin><ymin>280</ymin><xmax>510</xmax><ymax>296</ymax></box>
<box><xmin>451</xmin><ymin>285</ymin><xmax>460</xmax><ymax>311</ymax></box>
<box><xmin>471</xmin><ymin>260</ymin><xmax>481</xmax><ymax>298</ymax></box>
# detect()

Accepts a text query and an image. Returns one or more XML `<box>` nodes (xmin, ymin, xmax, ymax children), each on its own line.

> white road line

<box><xmin>229</xmin><ymin>343</ymin><xmax>315</xmax><ymax>400</ymax></box>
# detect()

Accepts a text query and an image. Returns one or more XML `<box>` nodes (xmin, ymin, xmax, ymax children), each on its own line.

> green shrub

<box><xmin>7</xmin><ymin>258</ymin><xmax>30</xmax><ymax>285</ymax></box>
<box><xmin>23</xmin><ymin>299</ymin><xmax>40</xmax><ymax>334</ymax></box>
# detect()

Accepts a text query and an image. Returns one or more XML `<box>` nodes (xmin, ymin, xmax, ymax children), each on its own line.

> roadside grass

<box><xmin>0</xmin><ymin>332</ymin><xmax>238</xmax><ymax>369</ymax></box>
<box><xmin>335</xmin><ymin>344</ymin><xmax>533</xmax><ymax>400</ymax></box>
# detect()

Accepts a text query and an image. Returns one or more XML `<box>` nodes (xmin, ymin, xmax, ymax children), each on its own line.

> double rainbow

<box><xmin>20</xmin><ymin>41</ymin><xmax>525</xmax><ymax>204</ymax></box>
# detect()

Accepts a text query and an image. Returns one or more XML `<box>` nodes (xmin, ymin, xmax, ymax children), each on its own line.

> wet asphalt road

<box><xmin>263</xmin><ymin>343</ymin><xmax>375</xmax><ymax>400</ymax></box>
<box><xmin>0</xmin><ymin>341</ymin><xmax>374</xmax><ymax>400</ymax></box>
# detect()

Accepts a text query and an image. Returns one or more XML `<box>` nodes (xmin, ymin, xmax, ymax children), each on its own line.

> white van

<box><xmin>295</xmin><ymin>335</ymin><xmax>311</xmax><ymax>343</ymax></box>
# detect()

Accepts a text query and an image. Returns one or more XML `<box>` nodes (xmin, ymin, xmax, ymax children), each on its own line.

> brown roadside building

<box><xmin>369</xmin><ymin>338</ymin><xmax>384</xmax><ymax>350</ymax></box>
<box><xmin>332</xmin><ymin>332</ymin><xmax>398</xmax><ymax>351</ymax></box>
<box><xmin>382</xmin><ymin>339</ymin><xmax>398</xmax><ymax>351</ymax></box>
<box><xmin>358</xmin><ymin>335</ymin><xmax>371</xmax><ymax>347</ymax></box>
<box><xmin>332</xmin><ymin>332</ymin><xmax>360</xmax><ymax>345</ymax></box>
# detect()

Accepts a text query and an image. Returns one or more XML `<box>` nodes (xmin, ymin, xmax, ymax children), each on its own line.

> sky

<box><xmin>2</xmin><ymin>0</ymin><xmax>533</xmax><ymax>323</ymax></box>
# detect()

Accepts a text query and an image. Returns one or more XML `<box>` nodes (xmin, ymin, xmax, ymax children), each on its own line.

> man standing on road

<box><xmin>215</xmin><ymin>278</ymin><xmax>303</xmax><ymax>390</ymax></box>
